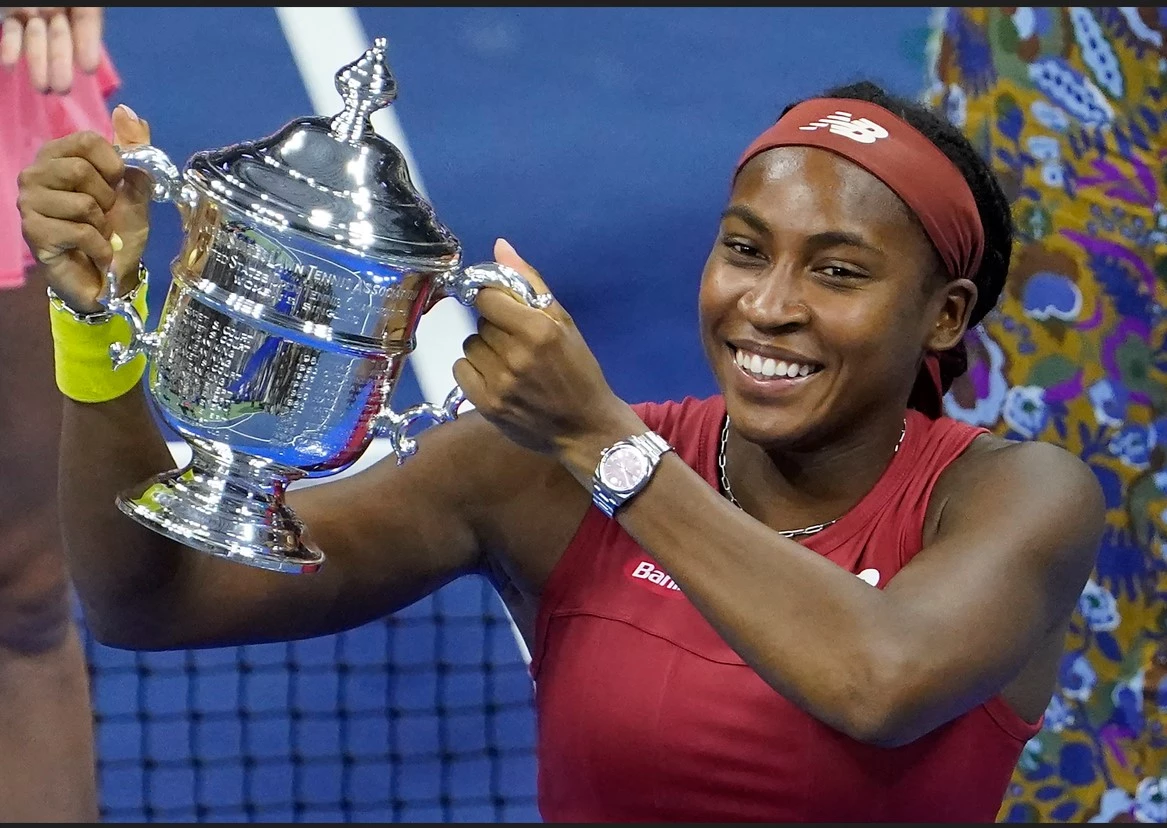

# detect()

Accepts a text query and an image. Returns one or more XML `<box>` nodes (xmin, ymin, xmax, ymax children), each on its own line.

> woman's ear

<box><xmin>926</xmin><ymin>277</ymin><xmax>978</xmax><ymax>352</ymax></box>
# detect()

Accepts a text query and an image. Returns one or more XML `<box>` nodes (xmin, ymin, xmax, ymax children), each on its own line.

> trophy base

<box><xmin>116</xmin><ymin>438</ymin><xmax>325</xmax><ymax>574</ymax></box>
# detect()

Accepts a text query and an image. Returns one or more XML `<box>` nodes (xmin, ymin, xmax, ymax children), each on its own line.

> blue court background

<box><xmin>90</xmin><ymin>6</ymin><xmax>938</xmax><ymax>821</ymax></box>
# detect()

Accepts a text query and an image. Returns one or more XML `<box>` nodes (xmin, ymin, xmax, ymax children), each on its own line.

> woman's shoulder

<box><xmin>932</xmin><ymin>425</ymin><xmax>1104</xmax><ymax>540</ymax></box>
<box><xmin>946</xmin><ymin>425</ymin><xmax>1090</xmax><ymax>475</ymax></box>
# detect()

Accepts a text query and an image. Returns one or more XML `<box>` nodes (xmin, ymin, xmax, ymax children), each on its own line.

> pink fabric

<box><xmin>0</xmin><ymin>47</ymin><xmax>120</xmax><ymax>288</ymax></box>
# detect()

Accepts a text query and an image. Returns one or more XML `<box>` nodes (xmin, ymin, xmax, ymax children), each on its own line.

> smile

<box><xmin>732</xmin><ymin>347</ymin><xmax>823</xmax><ymax>384</ymax></box>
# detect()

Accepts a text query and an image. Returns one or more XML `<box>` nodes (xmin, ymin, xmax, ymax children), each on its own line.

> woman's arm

<box><xmin>558</xmin><ymin>432</ymin><xmax>1102</xmax><ymax>746</ymax></box>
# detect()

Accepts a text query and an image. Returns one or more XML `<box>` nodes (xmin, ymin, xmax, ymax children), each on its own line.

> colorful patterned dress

<box><xmin>924</xmin><ymin>7</ymin><xmax>1167</xmax><ymax>823</ymax></box>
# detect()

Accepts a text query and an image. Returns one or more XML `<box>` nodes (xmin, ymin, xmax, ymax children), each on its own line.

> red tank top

<box><xmin>531</xmin><ymin>395</ymin><xmax>1040</xmax><ymax>822</ymax></box>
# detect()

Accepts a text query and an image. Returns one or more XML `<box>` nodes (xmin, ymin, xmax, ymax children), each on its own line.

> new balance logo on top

<box><xmin>799</xmin><ymin>111</ymin><xmax>889</xmax><ymax>144</ymax></box>
<box><xmin>628</xmin><ymin>560</ymin><xmax>684</xmax><ymax>595</ymax></box>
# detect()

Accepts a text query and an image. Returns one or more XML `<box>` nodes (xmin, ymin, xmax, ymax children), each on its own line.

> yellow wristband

<box><xmin>49</xmin><ymin>271</ymin><xmax>151</xmax><ymax>403</ymax></box>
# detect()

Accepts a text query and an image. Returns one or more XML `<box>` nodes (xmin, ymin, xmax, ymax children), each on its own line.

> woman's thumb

<box><xmin>112</xmin><ymin>103</ymin><xmax>151</xmax><ymax>148</ymax></box>
<box><xmin>493</xmin><ymin>237</ymin><xmax>564</xmax><ymax>319</ymax></box>
<box><xmin>494</xmin><ymin>237</ymin><xmax>551</xmax><ymax>296</ymax></box>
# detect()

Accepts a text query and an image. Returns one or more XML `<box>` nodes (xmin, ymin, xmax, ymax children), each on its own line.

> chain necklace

<box><xmin>718</xmin><ymin>416</ymin><xmax>906</xmax><ymax>539</ymax></box>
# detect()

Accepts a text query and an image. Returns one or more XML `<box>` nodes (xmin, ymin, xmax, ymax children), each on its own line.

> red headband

<box><xmin>734</xmin><ymin>98</ymin><xmax>985</xmax><ymax>282</ymax></box>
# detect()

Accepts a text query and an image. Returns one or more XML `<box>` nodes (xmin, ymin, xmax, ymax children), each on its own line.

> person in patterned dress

<box><xmin>925</xmin><ymin>6</ymin><xmax>1167</xmax><ymax>823</ymax></box>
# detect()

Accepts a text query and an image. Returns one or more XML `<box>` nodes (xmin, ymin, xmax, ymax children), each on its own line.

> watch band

<box><xmin>591</xmin><ymin>430</ymin><xmax>673</xmax><ymax>518</ymax></box>
<box><xmin>630</xmin><ymin>430</ymin><xmax>671</xmax><ymax>463</ymax></box>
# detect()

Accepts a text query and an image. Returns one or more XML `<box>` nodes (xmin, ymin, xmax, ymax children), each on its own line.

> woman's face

<box><xmin>698</xmin><ymin>145</ymin><xmax>974</xmax><ymax>447</ymax></box>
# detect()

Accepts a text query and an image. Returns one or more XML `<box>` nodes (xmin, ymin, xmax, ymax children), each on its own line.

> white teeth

<box><xmin>734</xmin><ymin>348</ymin><xmax>818</xmax><ymax>381</ymax></box>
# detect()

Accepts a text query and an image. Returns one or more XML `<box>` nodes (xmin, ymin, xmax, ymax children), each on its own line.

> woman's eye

<box><xmin>819</xmin><ymin>265</ymin><xmax>865</xmax><ymax>280</ymax></box>
<box><xmin>723</xmin><ymin>238</ymin><xmax>762</xmax><ymax>258</ymax></box>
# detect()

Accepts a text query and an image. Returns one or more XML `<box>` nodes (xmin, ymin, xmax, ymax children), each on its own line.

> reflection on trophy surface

<box><xmin>99</xmin><ymin>37</ymin><xmax>552</xmax><ymax>574</ymax></box>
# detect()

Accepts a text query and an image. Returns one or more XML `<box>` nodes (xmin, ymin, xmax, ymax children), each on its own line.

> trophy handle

<box><xmin>117</xmin><ymin>144</ymin><xmax>200</xmax><ymax>214</ymax></box>
<box><xmin>434</xmin><ymin>262</ymin><xmax>556</xmax><ymax>311</ymax></box>
<box><xmin>95</xmin><ymin>144</ymin><xmax>195</xmax><ymax>369</ymax></box>
<box><xmin>379</xmin><ymin>262</ymin><xmax>555</xmax><ymax>463</ymax></box>
<box><xmin>98</xmin><ymin>267</ymin><xmax>160</xmax><ymax>367</ymax></box>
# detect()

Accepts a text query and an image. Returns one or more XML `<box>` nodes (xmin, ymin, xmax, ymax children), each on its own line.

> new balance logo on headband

<box><xmin>799</xmin><ymin>111</ymin><xmax>889</xmax><ymax>144</ymax></box>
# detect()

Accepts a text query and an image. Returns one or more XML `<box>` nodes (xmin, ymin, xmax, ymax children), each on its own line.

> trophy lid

<box><xmin>186</xmin><ymin>37</ymin><xmax>461</xmax><ymax>268</ymax></box>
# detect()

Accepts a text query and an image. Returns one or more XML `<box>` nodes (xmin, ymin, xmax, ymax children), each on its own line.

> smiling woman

<box><xmin>18</xmin><ymin>71</ymin><xmax>1104</xmax><ymax>821</ymax></box>
<box><xmin>704</xmin><ymin>84</ymin><xmax>999</xmax><ymax>445</ymax></box>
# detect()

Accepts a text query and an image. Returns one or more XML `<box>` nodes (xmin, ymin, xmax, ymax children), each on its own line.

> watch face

<box><xmin>600</xmin><ymin>445</ymin><xmax>650</xmax><ymax>493</ymax></box>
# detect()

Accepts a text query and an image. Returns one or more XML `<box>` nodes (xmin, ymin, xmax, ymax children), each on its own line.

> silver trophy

<box><xmin>96</xmin><ymin>38</ymin><xmax>551</xmax><ymax>574</ymax></box>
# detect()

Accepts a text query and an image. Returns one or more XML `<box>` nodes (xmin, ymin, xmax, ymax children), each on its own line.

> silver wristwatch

<box><xmin>591</xmin><ymin>431</ymin><xmax>673</xmax><ymax>518</ymax></box>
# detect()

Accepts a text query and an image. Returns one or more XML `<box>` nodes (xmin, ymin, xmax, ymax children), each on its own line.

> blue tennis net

<box><xmin>84</xmin><ymin>575</ymin><xmax>540</xmax><ymax>822</ymax></box>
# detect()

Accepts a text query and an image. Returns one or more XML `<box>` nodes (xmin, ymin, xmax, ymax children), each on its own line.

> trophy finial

<box><xmin>330</xmin><ymin>37</ymin><xmax>398</xmax><ymax>142</ymax></box>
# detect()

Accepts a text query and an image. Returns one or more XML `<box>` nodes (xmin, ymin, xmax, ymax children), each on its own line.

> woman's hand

<box><xmin>453</xmin><ymin>238</ymin><xmax>643</xmax><ymax>464</ymax></box>
<box><xmin>0</xmin><ymin>7</ymin><xmax>104</xmax><ymax>94</ymax></box>
<box><xmin>17</xmin><ymin>103</ymin><xmax>153</xmax><ymax>312</ymax></box>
